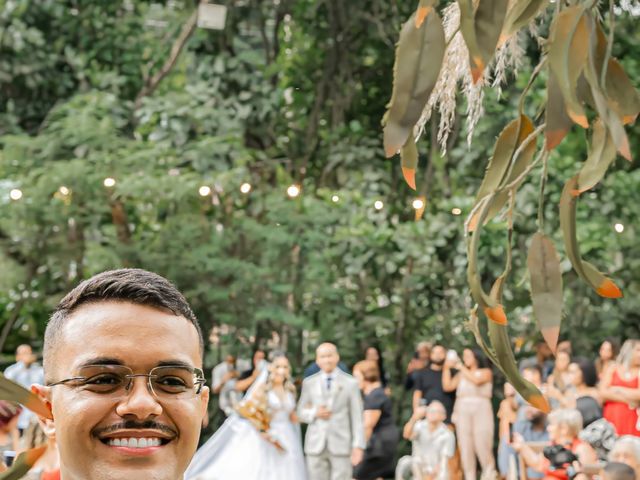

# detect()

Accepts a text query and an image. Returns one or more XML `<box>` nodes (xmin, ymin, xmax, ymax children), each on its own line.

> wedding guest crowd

<box><xmin>2</xmin><ymin>314</ymin><xmax>639</xmax><ymax>480</ymax></box>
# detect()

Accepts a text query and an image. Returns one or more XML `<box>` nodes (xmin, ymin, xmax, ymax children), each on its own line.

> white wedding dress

<box><xmin>185</xmin><ymin>388</ymin><xmax>308</xmax><ymax>480</ymax></box>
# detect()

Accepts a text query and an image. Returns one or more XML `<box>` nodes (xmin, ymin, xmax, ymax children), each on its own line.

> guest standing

<box><xmin>211</xmin><ymin>354</ymin><xmax>241</xmax><ymax>427</ymax></box>
<box><xmin>404</xmin><ymin>341</ymin><xmax>431</xmax><ymax>391</ymax></box>
<box><xmin>412</xmin><ymin>345</ymin><xmax>456</xmax><ymax>422</ymax></box>
<box><xmin>364</xmin><ymin>345</ymin><xmax>389</xmax><ymax>388</ymax></box>
<box><xmin>3</xmin><ymin>344</ymin><xmax>44</xmax><ymax>434</ymax></box>
<box><xmin>597</xmin><ymin>338</ymin><xmax>620</xmax><ymax>380</ymax></box>
<box><xmin>443</xmin><ymin>348</ymin><xmax>496</xmax><ymax>480</ymax></box>
<box><xmin>547</xmin><ymin>348</ymin><xmax>573</xmax><ymax>396</ymax></box>
<box><xmin>600</xmin><ymin>339</ymin><xmax>640</xmax><ymax>436</ymax></box>
<box><xmin>352</xmin><ymin>360</ymin><xmax>398</xmax><ymax>480</ymax></box>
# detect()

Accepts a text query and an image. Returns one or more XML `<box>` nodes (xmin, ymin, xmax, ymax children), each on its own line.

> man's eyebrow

<box><xmin>77</xmin><ymin>357</ymin><xmax>124</xmax><ymax>368</ymax></box>
<box><xmin>156</xmin><ymin>360</ymin><xmax>196</xmax><ymax>369</ymax></box>
<box><xmin>76</xmin><ymin>358</ymin><xmax>197</xmax><ymax>369</ymax></box>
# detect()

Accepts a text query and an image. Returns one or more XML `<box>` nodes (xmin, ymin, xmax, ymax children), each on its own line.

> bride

<box><xmin>185</xmin><ymin>353</ymin><xmax>308</xmax><ymax>480</ymax></box>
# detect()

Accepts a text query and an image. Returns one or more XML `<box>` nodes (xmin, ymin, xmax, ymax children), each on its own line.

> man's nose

<box><xmin>115</xmin><ymin>377</ymin><xmax>163</xmax><ymax>420</ymax></box>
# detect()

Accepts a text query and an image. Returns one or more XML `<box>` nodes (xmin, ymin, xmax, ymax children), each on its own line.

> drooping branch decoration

<box><xmin>382</xmin><ymin>0</ymin><xmax>639</xmax><ymax>409</ymax></box>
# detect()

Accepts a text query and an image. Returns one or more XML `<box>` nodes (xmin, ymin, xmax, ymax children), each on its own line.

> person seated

<box><xmin>609</xmin><ymin>436</ymin><xmax>640</xmax><ymax>479</ymax></box>
<box><xmin>512</xmin><ymin>408</ymin><xmax>598</xmax><ymax>480</ymax></box>
<box><xmin>396</xmin><ymin>401</ymin><xmax>455</xmax><ymax>480</ymax></box>
<box><xmin>602</xmin><ymin>462</ymin><xmax>636</xmax><ymax>480</ymax></box>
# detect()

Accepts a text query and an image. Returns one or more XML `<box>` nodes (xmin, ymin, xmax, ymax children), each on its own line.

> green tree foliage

<box><xmin>0</xmin><ymin>0</ymin><xmax>638</xmax><ymax>410</ymax></box>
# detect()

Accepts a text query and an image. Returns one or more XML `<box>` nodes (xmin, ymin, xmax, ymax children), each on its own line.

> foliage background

<box><xmin>1</xmin><ymin>0</ymin><xmax>638</xmax><ymax>432</ymax></box>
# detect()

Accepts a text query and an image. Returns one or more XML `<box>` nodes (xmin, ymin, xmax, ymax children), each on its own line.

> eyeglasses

<box><xmin>47</xmin><ymin>365</ymin><xmax>206</xmax><ymax>400</ymax></box>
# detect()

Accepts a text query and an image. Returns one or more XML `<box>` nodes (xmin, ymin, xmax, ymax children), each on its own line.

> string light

<box><xmin>103</xmin><ymin>177</ymin><xmax>116</xmax><ymax>188</ymax></box>
<box><xmin>240</xmin><ymin>183</ymin><xmax>252</xmax><ymax>194</ymax></box>
<box><xmin>59</xmin><ymin>186</ymin><xmax>70</xmax><ymax>196</ymax></box>
<box><xmin>331</xmin><ymin>195</ymin><xmax>340</xmax><ymax>203</ymax></box>
<box><xmin>9</xmin><ymin>189</ymin><xmax>23</xmax><ymax>201</ymax></box>
<box><xmin>412</xmin><ymin>198</ymin><xmax>425</xmax><ymax>210</ymax></box>
<box><xmin>374</xmin><ymin>200</ymin><xmax>384</xmax><ymax>211</ymax></box>
<box><xmin>287</xmin><ymin>184</ymin><xmax>301</xmax><ymax>198</ymax></box>
<box><xmin>199</xmin><ymin>186</ymin><xmax>212</xmax><ymax>197</ymax></box>
<box><xmin>614</xmin><ymin>223</ymin><xmax>625</xmax><ymax>233</ymax></box>
<box><xmin>451</xmin><ymin>208</ymin><xmax>462</xmax><ymax>216</ymax></box>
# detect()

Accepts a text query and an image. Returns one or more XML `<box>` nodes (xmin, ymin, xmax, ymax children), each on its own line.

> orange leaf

<box><xmin>484</xmin><ymin>305</ymin><xmax>508</xmax><ymax>325</ymax></box>
<box><xmin>596</xmin><ymin>278</ymin><xmax>623</xmax><ymax>299</ymax></box>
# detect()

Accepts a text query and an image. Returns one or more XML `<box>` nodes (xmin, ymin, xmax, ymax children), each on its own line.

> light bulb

<box><xmin>374</xmin><ymin>200</ymin><xmax>384</xmax><ymax>211</ymax></box>
<box><xmin>287</xmin><ymin>184</ymin><xmax>301</xmax><ymax>198</ymax></box>
<box><xmin>451</xmin><ymin>207</ymin><xmax>462</xmax><ymax>216</ymax></box>
<box><xmin>240</xmin><ymin>183</ymin><xmax>252</xmax><ymax>194</ymax></box>
<box><xmin>103</xmin><ymin>177</ymin><xmax>116</xmax><ymax>188</ymax></box>
<box><xmin>331</xmin><ymin>195</ymin><xmax>340</xmax><ymax>203</ymax></box>
<box><xmin>412</xmin><ymin>198</ymin><xmax>425</xmax><ymax>210</ymax></box>
<box><xmin>614</xmin><ymin>223</ymin><xmax>624</xmax><ymax>233</ymax></box>
<box><xmin>59</xmin><ymin>186</ymin><xmax>70</xmax><ymax>196</ymax></box>
<box><xmin>9</xmin><ymin>189</ymin><xmax>23</xmax><ymax>201</ymax></box>
<box><xmin>199</xmin><ymin>186</ymin><xmax>212</xmax><ymax>197</ymax></box>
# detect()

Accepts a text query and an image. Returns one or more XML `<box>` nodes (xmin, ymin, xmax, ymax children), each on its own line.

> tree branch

<box><xmin>134</xmin><ymin>9</ymin><xmax>199</xmax><ymax>110</ymax></box>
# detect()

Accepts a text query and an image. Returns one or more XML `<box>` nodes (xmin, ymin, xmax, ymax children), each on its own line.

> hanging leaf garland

<box><xmin>383</xmin><ymin>0</ymin><xmax>638</xmax><ymax>412</ymax></box>
<box><xmin>382</xmin><ymin>9</ymin><xmax>446</xmax><ymax>159</ymax></box>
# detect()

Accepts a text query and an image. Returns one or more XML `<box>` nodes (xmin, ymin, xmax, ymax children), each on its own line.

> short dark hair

<box><xmin>604</xmin><ymin>462</ymin><xmax>636</xmax><ymax>480</ymax></box>
<box><xmin>44</xmin><ymin>269</ymin><xmax>204</xmax><ymax>371</ymax></box>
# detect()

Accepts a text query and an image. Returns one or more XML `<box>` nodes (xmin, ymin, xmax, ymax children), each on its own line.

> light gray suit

<box><xmin>298</xmin><ymin>369</ymin><xmax>365</xmax><ymax>480</ymax></box>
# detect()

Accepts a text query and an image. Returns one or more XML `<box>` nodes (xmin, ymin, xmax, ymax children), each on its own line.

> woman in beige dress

<box><xmin>443</xmin><ymin>348</ymin><xmax>496</xmax><ymax>480</ymax></box>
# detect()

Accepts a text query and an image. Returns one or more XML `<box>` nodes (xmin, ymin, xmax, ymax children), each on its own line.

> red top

<box><xmin>602</xmin><ymin>369</ymin><xmax>639</xmax><ymax>436</ymax></box>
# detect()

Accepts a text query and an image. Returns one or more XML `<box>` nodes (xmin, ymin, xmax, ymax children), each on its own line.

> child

<box><xmin>396</xmin><ymin>401</ymin><xmax>456</xmax><ymax>480</ymax></box>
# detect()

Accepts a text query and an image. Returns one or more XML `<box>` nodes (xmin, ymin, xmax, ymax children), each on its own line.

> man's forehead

<box><xmin>55</xmin><ymin>301</ymin><xmax>201</xmax><ymax>369</ymax></box>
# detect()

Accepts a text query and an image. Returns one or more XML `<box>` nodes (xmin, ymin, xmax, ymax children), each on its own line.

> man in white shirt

<box><xmin>4</xmin><ymin>344</ymin><xmax>44</xmax><ymax>433</ymax></box>
<box><xmin>211</xmin><ymin>354</ymin><xmax>241</xmax><ymax>426</ymax></box>
<box><xmin>396</xmin><ymin>401</ymin><xmax>456</xmax><ymax>480</ymax></box>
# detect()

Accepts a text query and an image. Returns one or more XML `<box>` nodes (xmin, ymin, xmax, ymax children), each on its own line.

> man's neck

<box><xmin>430</xmin><ymin>364</ymin><xmax>443</xmax><ymax>372</ymax></box>
<box><xmin>322</xmin><ymin>368</ymin><xmax>336</xmax><ymax>376</ymax></box>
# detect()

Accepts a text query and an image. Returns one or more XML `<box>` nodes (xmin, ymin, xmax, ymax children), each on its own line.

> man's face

<box><xmin>426</xmin><ymin>403</ymin><xmax>446</xmax><ymax>425</ymax></box>
<box><xmin>316</xmin><ymin>344</ymin><xmax>339</xmax><ymax>373</ymax></box>
<box><xmin>40</xmin><ymin>301</ymin><xmax>209</xmax><ymax>480</ymax></box>
<box><xmin>16</xmin><ymin>345</ymin><xmax>35</xmax><ymax>366</ymax></box>
<box><xmin>430</xmin><ymin>346</ymin><xmax>446</xmax><ymax>366</ymax></box>
<box><xmin>416</xmin><ymin>345</ymin><xmax>430</xmax><ymax>361</ymax></box>
<box><xmin>253</xmin><ymin>350</ymin><xmax>265</xmax><ymax>368</ymax></box>
<box><xmin>225</xmin><ymin>355</ymin><xmax>236</xmax><ymax>367</ymax></box>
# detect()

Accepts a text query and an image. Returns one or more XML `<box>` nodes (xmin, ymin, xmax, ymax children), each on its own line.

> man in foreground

<box><xmin>32</xmin><ymin>268</ymin><xmax>209</xmax><ymax>480</ymax></box>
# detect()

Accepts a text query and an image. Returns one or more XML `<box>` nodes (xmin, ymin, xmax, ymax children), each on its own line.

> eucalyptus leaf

<box><xmin>383</xmin><ymin>10</ymin><xmax>446</xmax><ymax>157</ymax></box>
<box><xmin>528</xmin><ymin>232</ymin><xmax>563</xmax><ymax>354</ymax></box>
<box><xmin>548</xmin><ymin>6</ymin><xmax>590</xmax><ymax>128</ymax></box>
<box><xmin>401</xmin><ymin>136</ymin><xmax>419</xmax><ymax>190</ymax></box>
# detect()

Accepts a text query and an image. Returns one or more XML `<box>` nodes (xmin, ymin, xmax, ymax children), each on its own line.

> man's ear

<box><xmin>31</xmin><ymin>384</ymin><xmax>56</xmax><ymax>438</ymax></box>
<box><xmin>200</xmin><ymin>386</ymin><xmax>210</xmax><ymax>420</ymax></box>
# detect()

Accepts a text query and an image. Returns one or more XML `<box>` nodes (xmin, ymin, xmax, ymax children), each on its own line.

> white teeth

<box><xmin>107</xmin><ymin>437</ymin><xmax>163</xmax><ymax>448</ymax></box>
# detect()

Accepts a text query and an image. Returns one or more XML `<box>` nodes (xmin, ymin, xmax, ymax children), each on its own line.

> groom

<box><xmin>298</xmin><ymin>342</ymin><xmax>365</xmax><ymax>480</ymax></box>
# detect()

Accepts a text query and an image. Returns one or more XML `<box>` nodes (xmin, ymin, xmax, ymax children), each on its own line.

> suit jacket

<box><xmin>297</xmin><ymin>369</ymin><xmax>365</xmax><ymax>456</ymax></box>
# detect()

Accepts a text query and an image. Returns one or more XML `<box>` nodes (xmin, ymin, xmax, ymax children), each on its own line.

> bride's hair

<box><xmin>266</xmin><ymin>352</ymin><xmax>297</xmax><ymax>394</ymax></box>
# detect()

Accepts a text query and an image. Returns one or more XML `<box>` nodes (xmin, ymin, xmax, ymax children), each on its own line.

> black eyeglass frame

<box><xmin>47</xmin><ymin>364</ymin><xmax>207</xmax><ymax>397</ymax></box>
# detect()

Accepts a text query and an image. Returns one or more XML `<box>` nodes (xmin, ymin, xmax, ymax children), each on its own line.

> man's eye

<box><xmin>85</xmin><ymin>374</ymin><xmax>122</xmax><ymax>385</ymax></box>
<box><xmin>156</xmin><ymin>376</ymin><xmax>188</xmax><ymax>387</ymax></box>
